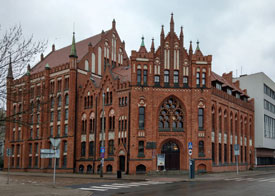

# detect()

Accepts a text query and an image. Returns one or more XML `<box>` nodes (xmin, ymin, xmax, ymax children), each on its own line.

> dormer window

<box><xmin>216</xmin><ymin>83</ymin><xmax>222</xmax><ymax>90</ymax></box>
<box><xmin>236</xmin><ymin>93</ymin><xmax>240</xmax><ymax>99</ymax></box>
<box><xmin>227</xmin><ymin>88</ymin><xmax>232</xmax><ymax>95</ymax></box>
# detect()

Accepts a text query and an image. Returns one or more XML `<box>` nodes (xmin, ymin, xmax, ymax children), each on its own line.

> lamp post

<box><xmin>100</xmin><ymin>91</ymin><xmax>105</xmax><ymax>178</ymax></box>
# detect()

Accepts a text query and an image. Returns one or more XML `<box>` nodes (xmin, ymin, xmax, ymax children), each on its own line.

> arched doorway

<box><xmin>161</xmin><ymin>141</ymin><xmax>180</xmax><ymax>170</ymax></box>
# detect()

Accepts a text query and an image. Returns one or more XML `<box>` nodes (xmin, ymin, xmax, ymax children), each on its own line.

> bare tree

<box><xmin>0</xmin><ymin>24</ymin><xmax>47</xmax><ymax>108</ymax></box>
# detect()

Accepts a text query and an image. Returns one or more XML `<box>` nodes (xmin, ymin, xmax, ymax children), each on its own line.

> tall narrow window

<box><xmin>58</xmin><ymin>96</ymin><xmax>61</xmax><ymax>107</ymax></box>
<box><xmin>138</xmin><ymin>141</ymin><xmax>144</xmax><ymax>155</ymax></box>
<box><xmin>164</xmin><ymin>70</ymin><xmax>169</xmax><ymax>84</ymax></box>
<box><xmin>108</xmin><ymin>140</ymin><xmax>114</xmax><ymax>155</ymax></box>
<box><xmin>199</xmin><ymin>141</ymin><xmax>205</xmax><ymax>157</ymax></box>
<box><xmin>137</xmin><ymin>69</ymin><xmax>141</xmax><ymax>85</ymax></box>
<box><xmin>198</xmin><ymin>108</ymin><xmax>204</xmax><ymax>130</ymax></box>
<box><xmin>65</xmin><ymin>94</ymin><xmax>69</xmax><ymax>105</ymax></box>
<box><xmin>202</xmin><ymin>72</ymin><xmax>206</xmax><ymax>87</ymax></box>
<box><xmin>89</xmin><ymin>141</ymin><xmax>94</xmax><ymax>156</ymax></box>
<box><xmin>196</xmin><ymin>72</ymin><xmax>200</xmax><ymax>86</ymax></box>
<box><xmin>143</xmin><ymin>70</ymin><xmax>147</xmax><ymax>85</ymax></box>
<box><xmin>174</xmin><ymin>71</ymin><xmax>179</xmax><ymax>85</ymax></box>
<box><xmin>81</xmin><ymin>142</ymin><xmax>86</xmax><ymax>156</ymax></box>
<box><xmin>138</xmin><ymin>107</ymin><xmax>145</xmax><ymax>129</ymax></box>
<box><xmin>154</xmin><ymin>75</ymin><xmax>160</xmax><ymax>85</ymax></box>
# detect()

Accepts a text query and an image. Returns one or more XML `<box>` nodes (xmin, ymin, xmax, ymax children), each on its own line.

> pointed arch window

<box><xmin>164</xmin><ymin>70</ymin><xmax>169</xmax><ymax>84</ymax></box>
<box><xmin>139</xmin><ymin>107</ymin><xmax>145</xmax><ymax>129</ymax></box>
<box><xmin>198</xmin><ymin>108</ymin><xmax>204</xmax><ymax>130</ymax></box>
<box><xmin>174</xmin><ymin>70</ymin><xmax>179</xmax><ymax>85</ymax></box>
<box><xmin>158</xmin><ymin>97</ymin><xmax>184</xmax><ymax>131</ymax></box>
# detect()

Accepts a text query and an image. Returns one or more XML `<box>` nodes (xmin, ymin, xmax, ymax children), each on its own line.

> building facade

<box><xmin>235</xmin><ymin>73</ymin><xmax>275</xmax><ymax>165</ymax></box>
<box><xmin>4</xmin><ymin>15</ymin><xmax>255</xmax><ymax>174</ymax></box>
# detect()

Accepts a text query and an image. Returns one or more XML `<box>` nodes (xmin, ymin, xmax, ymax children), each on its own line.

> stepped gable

<box><xmin>111</xmin><ymin>66</ymin><xmax>131</xmax><ymax>82</ymax></box>
<box><xmin>31</xmin><ymin>30</ymin><xmax>111</xmax><ymax>74</ymax></box>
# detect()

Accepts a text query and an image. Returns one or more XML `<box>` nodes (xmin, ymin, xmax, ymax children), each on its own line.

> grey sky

<box><xmin>1</xmin><ymin>0</ymin><xmax>275</xmax><ymax>80</ymax></box>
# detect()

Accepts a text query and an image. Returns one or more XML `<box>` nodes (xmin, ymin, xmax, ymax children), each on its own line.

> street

<box><xmin>72</xmin><ymin>172</ymin><xmax>275</xmax><ymax>196</ymax></box>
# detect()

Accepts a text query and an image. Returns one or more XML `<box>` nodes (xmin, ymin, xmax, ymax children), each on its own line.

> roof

<box><xmin>111</xmin><ymin>66</ymin><xmax>131</xmax><ymax>83</ymax></box>
<box><xmin>31</xmin><ymin>30</ymin><xmax>111</xmax><ymax>74</ymax></box>
<box><xmin>211</xmin><ymin>71</ymin><xmax>247</xmax><ymax>95</ymax></box>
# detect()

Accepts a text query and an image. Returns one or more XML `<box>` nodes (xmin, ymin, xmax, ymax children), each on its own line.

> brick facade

<box><xmin>4</xmin><ymin>15</ymin><xmax>255</xmax><ymax>174</ymax></box>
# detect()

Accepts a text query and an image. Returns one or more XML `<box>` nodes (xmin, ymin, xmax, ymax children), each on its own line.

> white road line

<box><xmin>93</xmin><ymin>186</ymin><xmax>119</xmax><ymax>189</ymax></box>
<box><xmin>79</xmin><ymin>188</ymin><xmax>107</xmax><ymax>191</ymax></box>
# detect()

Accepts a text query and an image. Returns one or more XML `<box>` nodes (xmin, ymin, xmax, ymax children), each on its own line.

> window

<box><xmin>158</xmin><ymin>97</ymin><xmax>184</xmax><ymax>131</ymax></box>
<box><xmin>58</xmin><ymin>96</ymin><xmax>61</xmax><ymax>107</ymax></box>
<box><xmin>137</xmin><ymin>69</ymin><xmax>141</xmax><ymax>84</ymax></box>
<box><xmin>183</xmin><ymin>76</ymin><xmax>188</xmax><ymax>86</ymax></box>
<box><xmin>174</xmin><ymin>71</ymin><xmax>179</xmax><ymax>84</ymax></box>
<box><xmin>89</xmin><ymin>141</ymin><xmax>94</xmax><ymax>156</ymax></box>
<box><xmin>138</xmin><ymin>107</ymin><xmax>145</xmax><ymax>129</ymax></box>
<box><xmin>65</xmin><ymin>78</ymin><xmax>69</xmax><ymax>90</ymax></box>
<box><xmin>50</xmin><ymin>126</ymin><xmax>53</xmax><ymax>137</ymax></box>
<box><xmin>138</xmin><ymin>141</ymin><xmax>144</xmax><ymax>155</ymax></box>
<box><xmin>108</xmin><ymin>140</ymin><xmax>114</xmax><ymax>155</ymax></box>
<box><xmin>216</xmin><ymin>82</ymin><xmax>222</xmax><ymax>90</ymax></box>
<box><xmin>65</xmin><ymin>109</ymin><xmax>68</xmax><ymax>120</ymax></box>
<box><xmin>65</xmin><ymin>94</ymin><xmax>69</xmax><ymax>105</ymax></box>
<box><xmin>196</xmin><ymin>72</ymin><xmax>200</xmax><ymax>86</ymax></box>
<box><xmin>154</xmin><ymin>75</ymin><xmax>160</xmax><ymax>85</ymax></box>
<box><xmin>82</xmin><ymin>120</ymin><xmax>87</xmax><ymax>134</ymax></box>
<box><xmin>110</xmin><ymin>93</ymin><xmax>112</xmax><ymax>104</ymax></box>
<box><xmin>81</xmin><ymin>142</ymin><xmax>86</xmax><ymax>156</ymax></box>
<box><xmin>37</xmin><ymin>114</ymin><xmax>40</xmax><ymax>124</ymax></box>
<box><xmin>63</xmin><ymin>155</ymin><xmax>67</xmax><ymax>168</ymax></box>
<box><xmin>64</xmin><ymin>141</ymin><xmax>67</xmax><ymax>152</ymax></box>
<box><xmin>37</xmin><ymin>100</ymin><xmax>40</xmax><ymax>111</ymax></box>
<box><xmin>51</xmin><ymin>97</ymin><xmax>54</xmax><ymax>108</ymax></box>
<box><xmin>202</xmin><ymin>72</ymin><xmax>206</xmax><ymax>86</ymax></box>
<box><xmin>36</xmin><ymin>128</ymin><xmax>39</xmax><ymax>138</ymax></box>
<box><xmin>57</xmin><ymin>110</ymin><xmax>61</xmax><ymax>121</ymax></box>
<box><xmin>29</xmin><ymin>157</ymin><xmax>32</xmax><ymax>168</ymax></box>
<box><xmin>57</xmin><ymin>125</ymin><xmax>60</xmax><ymax>136</ymax></box>
<box><xmin>64</xmin><ymin>124</ymin><xmax>68</xmax><ymax>136</ymax></box>
<box><xmin>30</xmin><ymin>128</ymin><xmax>33</xmax><ymax>139</ymax></box>
<box><xmin>50</xmin><ymin>111</ymin><xmax>54</xmax><ymax>122</ymax></box>
<box><xmin>199</xmin><ymin>141</ymin><xmax>205</xmax><ymax>157</ymax></box>
<box><xmin>198</xmin><ymin>108</ymin><xmax>204</xmax><ymax>130</ymax></box>
<box><xmin>57</xmin><ymin>80</ymin><xmax>62</xmax><ymax>92</ymax></box>
<box><xmin>164</xmin><ymin>70</ymin><xmax>169</xmax><ymax>84</ymax></box>
<box><xmin>143</xmin><ymin>70</ymin><xmax>147</xmax><ymax>85</ymax></box>
<box><xmin>29</xmin><ymin>143</ymin><xmax>32</xmax><ymax>154</ymax></box>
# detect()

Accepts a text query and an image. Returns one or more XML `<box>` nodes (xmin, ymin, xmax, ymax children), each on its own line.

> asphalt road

<box><xmin>72</xmin><ymin>173</ymin><xmax>275</xmax><ymax>196</ymax></box>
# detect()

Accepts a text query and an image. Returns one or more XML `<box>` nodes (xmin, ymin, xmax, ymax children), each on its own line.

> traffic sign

<box><xmin>234</xmin><ymin>144</ymin><xmax>240</xmax><ymax>156</ymax></box>
<box><xmin>100</xmin><ymin>147</ymin><xmax>105</xmax><ymax>153</ymax></box>
<box><xmin>50</xmin><ymin>138</ymin><xmax>61</xmax><ymax>148</ymax></box>
<box><xmin>188</xmin><ymin>142</ymin><xmax>193</xmax><ymax>150</ymax></box>
<box><xmin>40</xmin><ymin>149</ymin><xmax>60</xmax><ymax>158</ymax></box>
<box><xmin>41</xmin><ymin>149</ymin><xmax>55</xmax><ymax>154</ymax></box>
<box><xmin>188</xmin><ymin>149</ymin><xmax>192</xmax><ymax>156</ymax></box>
<box><xmin>6</xmin><ymin>148</ymin><xmax>12</xmax><ymax>157</ymax></box>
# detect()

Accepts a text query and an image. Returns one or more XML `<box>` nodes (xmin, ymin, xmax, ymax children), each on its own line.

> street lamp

<box><xmin>100</xmin><ymin>91</ymin><xmax>105</xmax><ymax>178</ymax></box>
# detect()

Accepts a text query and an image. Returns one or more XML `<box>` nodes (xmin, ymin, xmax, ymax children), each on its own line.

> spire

<box><xmin>170</xmin><ymin>13</ymin><xmax>174</xmax><ymax>32</ymax></box>
<box><xmin>112</xmin><ymin>19</ymin><xmax>116</xmax><ymax>29</ymax></box>
<box><xmin>161</xmin><ymin>25</ymin><xmax>164</xmax><ymax>36</ymax></box>
<box><xmin>189</xmin><ymin>41</ymin><xmax>193</xmax><ymax>55</ymax></box>
<box><xmin>150</xmin><ymin>38</ymin><xmax>155</xmax><ymax>53</ymax></box>
<box><xmin>141</xmin><ymin>36</ymin><xmax>145</xmax><ymax>47</ymax></box>
<box><xmin>180</xmin><ymin>26</ymin><xmax>183</xmax><ymax>37</ymax></box>
<box><xmin>7</xmin><ymin>52</ymin><xmax>13</xmax><ymax>79</ymax></box>
<box><xmin>69</xmin><ymin>32</ymin><xmax>78</xmax><ymax>58</ymax></box>
<box><xmin>196</xmin><ymin>40</ymin><xmax>200</xmax><ymax>51</ymax></box>
<box><xmin>26</xmin><ymin>64</ymin><xmax>31</xmax><ymax>76</ymax></box>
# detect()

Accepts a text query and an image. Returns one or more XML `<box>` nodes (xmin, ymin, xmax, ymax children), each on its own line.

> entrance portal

<box><xmin>119</xmin><ymin>155</ymin><xmax>125</xmax><ymax>171</ymax></box>
<box><xmin>161</xmin><ymin>141</ymin><xmax>180</xmax><ymax>170</ymax></box>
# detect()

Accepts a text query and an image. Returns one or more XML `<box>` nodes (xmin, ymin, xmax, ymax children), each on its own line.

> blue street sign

<box><xmin>188</xmin><ymin>142</ymin><xmax>193</xmax><ymax>150</ymax></box>
<box><xmin>100</xmin><ymin>147</ymin><xmax>105</xmax><ymax>153</ymax></box>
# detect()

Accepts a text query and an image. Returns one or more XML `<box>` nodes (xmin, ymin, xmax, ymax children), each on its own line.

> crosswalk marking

<box><xmin>224</xmin><ymin>177</ymin><xmax>275</xmax><ymax>183</ymax></box>
<box><xmin>78</xmin><ymin>181</ymin><xmax>171</xmax><ymax>192</ymax></box>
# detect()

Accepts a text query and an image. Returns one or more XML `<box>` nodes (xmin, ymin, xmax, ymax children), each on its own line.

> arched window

<box><xmin>143</xmin><ymin>70</ymin><xmax>148</xmax><ymax>85</ymax></box>
<box><xmin>87</xmin><ymin>165</ymin><xmax>93</xmax><ymax>174</ymax></box>
<box><xmin>202</xmin><ymin>69</ymin><xmax>206</xmax><ymax>87</ymax></box>
<box><xmin>199</xmin><ymin>141</ymin><xmax>205</xmax><ymax>157</ymax></box>
<box><xmin>158</xmin><ymin>97</ymin><xmax>184</xmax><ymax>131</ymax></box>
<box><xmin>138</xmin><ymin>107</ymin><xmax>145</xmax><ymax>129</ymax></box>
<box><xmin>106</xmin><ymin>164</ymin><xmax>113</xmax><ymax>172</ymax></box>
<box><xmin>136</xmin><ymin>164</ymin><xmax>146</xmax><ymax>173</ymax></box>
<box><xmin>89</xmin><ymin>141</ymin><xmax>94</xmax><ymax>156</ymax></box>
<box><xmin>198</xmin><ymin>108</ymin><xmax>204</xmax><ymax>130</ymax></box>
<box><xmin>108</xmin><ymin>140</ymin><xmax>114</xmax><ymax>155</ymax></box>
<box><xmin>154</xmin><ymin>75</ymin><xmax>160</xmax><ymax>85</ymax></box>
<box><xmin>81</xmin><ymin>142</ymin><xmax>86</xmax><ymax>157</ymax></box>
<box><xmin>91</xmin><ymin>53</ymin><xmax>95</xmax><ymax>73</ymax></box>
<box><xmin>85</xmin><ymin>60</ymin><xmax>89</xmax><ymax>71</ymax></box>
<box><xmin>164</xmin><ymin>70</ymin><xmax>169</xmax><ymax>84</ymax></box>
<box><xmin>137</xmin><ymin>69</ymin><xmax>141</xmax><ymax>84</ymax></box>
<box><xmin>98</xmin><ymin>47</ymin><xmax>102</xmax><ymax>75</ymax></box>
<box><xmin>174</xmin><ymin>71</ymin><xmax>179</xmax><ymax>84</ymax></box>
<box><xmin>79</xmin><ymin>165</ymin><xmax>84</xmax><ymax>173</ymax></box>
<box><xmin>65</xmin><ymin>94</ymin><xmax>69</xmax><ymax>105</ymax></box>
<box><xmin>196</xmin><ymin>72</ymin><xmax>200</xmax><ymax>86</ymax></box>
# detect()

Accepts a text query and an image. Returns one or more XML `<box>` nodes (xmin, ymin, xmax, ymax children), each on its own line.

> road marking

<box><xmin>79</xmin><ymin>188</ymin><xmax>107</xmax><ymax>191</ymax></box>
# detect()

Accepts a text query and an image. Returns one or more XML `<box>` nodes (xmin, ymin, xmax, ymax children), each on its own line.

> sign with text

<box><xmin>40</xmin><ymin>149</ymin><xmax>60</xmax><ymax>158</ymax></box>
<box><xmin>234</xmin><ymin>144</ymin><xmax>240</xmax><ymax>156</ymax></box>
<box><xmin>157</xmin><ymin>154</ymin><xmax>165</xmax><ymax>166</ymax></box>
<box><xmin>6</xmin><ymin>148</ymin><xmax>12</xmax><ymax>157</ymax></box>
<box><xmin>188</xmin><ymin>142</ymin><xmax>193</xmax><ymax>150</ymax></box>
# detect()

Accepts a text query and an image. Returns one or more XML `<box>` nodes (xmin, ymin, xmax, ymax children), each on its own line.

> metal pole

<box><xmin>7</xmin><ymin>155</ymin><xmax>10</xmax><ymax>184</ymax></box>
<box><xmin>53</xmin><ymin>147</ymin><xmax>56</xmax><ymax>187</ymax></box>
<box><xmin>236</xmin><ymin>155</ymin><xmax>239</xmax><ymax>175</ymax></box>
<box><xmin>100</xmin><ymin>91</ymin><xmax>105</xmax><ymax>178</ymax></box>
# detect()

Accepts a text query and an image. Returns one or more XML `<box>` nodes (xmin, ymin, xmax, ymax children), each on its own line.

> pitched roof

<box><xmin>211</xmin><ymin>71</ymin><xmax>246</xmax><ymax>95</ymax></box>
<box><xmin>31</xmin><ymin>30</ymin><xmax>110</xmax><ymax>74</ymax></box>
<box><xmin>111</xmin><ymin>66</ymin><xmax>131</xmax><ymax>83</ymax></box>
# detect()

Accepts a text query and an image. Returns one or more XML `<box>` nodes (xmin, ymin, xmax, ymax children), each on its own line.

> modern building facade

<box><xmin>4</xmin><ymin>15</ymin><xmax>255</xmax><ymax>174</ymax></box>
<box><xmin>235</xmin><ymin>73</ymin><xmax>275</xmax><ymax>165</ymax></box>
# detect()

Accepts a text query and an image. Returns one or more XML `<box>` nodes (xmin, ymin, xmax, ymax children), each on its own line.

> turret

<box><xmin>170</xmin><ymin>13</ymin><xmax>174</xmax><ymax>33</ymax></box>
<box><xmin>7</xmin><ymin>53</ymin><xmax>13</xmax><ymax>80</ymax></box>
<box><xmin>69</xmin><ymin>32</ymin><xmax>78</xmax><ymax>69</ymax></box>
<box><xmin>150</xmin><ymin>38</ymin><xmax>155</xmax><ymax>53</ymax></box>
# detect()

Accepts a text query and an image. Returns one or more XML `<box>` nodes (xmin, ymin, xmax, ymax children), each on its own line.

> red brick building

<box><xmin>4</xmin><ymin>15</ymin><xmax>255</xmax><ymax>174</ymax></box>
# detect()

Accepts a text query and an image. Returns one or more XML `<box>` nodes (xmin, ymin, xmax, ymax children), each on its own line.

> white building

<box><xmin>235</xmin><ymin>72</ymin><xmax>275</xmax><ymax>165</ymax></box>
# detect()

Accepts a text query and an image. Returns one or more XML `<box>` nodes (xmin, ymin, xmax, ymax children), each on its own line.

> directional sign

<box><xmin>40</xmin><ymin>149</ymin><xmax>60</xmax><ymax>158</ymax></box>
<box><xmin>6</xmin><ymin>148</ymin><xmax>12</xmax><ymax>157</ymax></box>
<box><xmin>188</xmin><ymin>149</ymin><xmax>192</xmax><ymax>156</ymax></box>
<box><xmin>234</xmin><ymin>144</ymin><xmax>240</xmax><ymax>156</ymax></box>
<box><xmin>100</xmin><ymin>147</ymin><xmax>105</xmax><ymax>153</ymax></box>
<box><xmin>188</xmin><ymin>142</ymin><xmax>193</xmax><ymax>150</ymax></box>
<box><xmin>50</xmin><ymin>138</ymin><xmax>61</xmax><ymax>148</ymax></box>
<box><xmin>41</xmin><ymin>149</ymin><xmax>55</xmax><ymax>154</ymax></box>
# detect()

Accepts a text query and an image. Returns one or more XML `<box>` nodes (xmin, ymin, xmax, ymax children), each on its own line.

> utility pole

<box><xmin>100</xmin><ymin>91</ymin><xmax>105</xmax><ymax>178</ymax></box>
<box><xmin>53</xmin><ymin>146</ymin><xmax>56</xmax><ymax>187</ymax></box>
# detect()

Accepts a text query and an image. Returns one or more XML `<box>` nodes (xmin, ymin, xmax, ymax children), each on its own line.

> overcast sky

<box><xmin>1</xmin><ymin>0</ymin><xmax>275</xmax><ymax>80</ymax></box>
